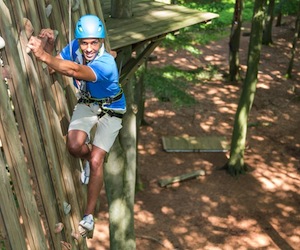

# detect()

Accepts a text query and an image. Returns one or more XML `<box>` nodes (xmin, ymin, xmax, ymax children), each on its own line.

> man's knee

<box><xmin>67</xmin><ymin>130</ymin><xmax>88</xmax><ymax>156</ymax></box>
<box><xmin>67</xmin><ymin>140</ymin><xmax>83</xmax><ymax>156</ymax></box>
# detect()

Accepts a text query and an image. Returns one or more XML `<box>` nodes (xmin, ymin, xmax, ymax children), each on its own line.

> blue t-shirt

<box><xmin>60</xmin><ymin>39</ymin><xmax>126</xmax><ymax>112</ymax></box>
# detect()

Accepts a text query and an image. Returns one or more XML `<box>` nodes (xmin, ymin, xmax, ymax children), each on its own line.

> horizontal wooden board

<box><xmin>103</xmin><ymin>0</ymin><xmax>219</xmax><ymax>50</ymax></box>
<box><xmin>162</xmin><ymin>136</ymin><xmax>230</xmax><ymax>152</ymax></box>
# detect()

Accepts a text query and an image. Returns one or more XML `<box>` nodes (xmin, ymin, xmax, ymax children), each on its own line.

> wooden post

<box><xmin>0</xmin><ymin>1</ymin><xmax>62</xmax><ymax>248</ymax></box>
<box><xmin>0</xmin><ymin>2</ymin><xmax>55</xmax><ymax>250</ymax></box>
<box><xmin>104</xmin><ymin>76</ymin><xmax>137</xmax><ymax>249</ymax></box>
<box><xmin>0</xmin><ymin>58</ymin><xmax>28</xmax><ymax>250</ymax></box>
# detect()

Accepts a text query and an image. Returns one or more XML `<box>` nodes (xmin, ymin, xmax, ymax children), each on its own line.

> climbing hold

<box><xmin>72</xmin><ymin>0</ymin><xmax>80</xmax><ymax>11</ymax></box>
<box><xmin>63</xmin><ymin>201</ymin><xmax>71</xmax><ymax>214</ymax></box>
<box><xmin>45</xmin><ymin>4</ymin><xmax>53</xmax><ymax>17</ymax></box>
<box><xmin>54</xmin><ymin>222</ymin><xmax>64</xmax><ymax>233</ymax></box>
<box><xmin>0</xmin><ymin>36</ymin><xmax>5</xmax><ymax>49</ymax></box>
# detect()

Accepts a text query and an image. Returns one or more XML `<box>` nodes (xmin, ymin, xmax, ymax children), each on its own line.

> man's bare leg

<box><xmin>85</xmin><ymin>145</ymin><xmax>106</xmax><ymax>215</ymax></box>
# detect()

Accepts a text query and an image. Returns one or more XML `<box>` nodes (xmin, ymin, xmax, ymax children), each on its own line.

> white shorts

<box><xmin>68</xmin><ymin>103</ymin><xmax>123</xmax><ymax>152</ymax></box>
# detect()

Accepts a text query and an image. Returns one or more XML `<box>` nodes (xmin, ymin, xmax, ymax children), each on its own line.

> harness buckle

<box><xmin>77</xmin><ymin>91</ymin><xmax>91</xmax><ymax>102</ymax></box>
<box><xmin>104</xmin><ymin>97</ymin><xmax>113</xmax><ymax>105</ymax></box>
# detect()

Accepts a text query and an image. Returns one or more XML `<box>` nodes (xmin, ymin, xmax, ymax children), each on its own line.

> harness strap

<box><xmin>78</xmin><ymin>89</ymin><xmax>123</xmax><ymax>105</ymax></box>
<box><xmin>98</xmin><ymin>110</ymin><xmax>123</xmax><ymax>119</ymax></box>
<box><xmin>77</xmin><ymin>90</ymin><xmax>124</xmax><ymax>119</ymax></box>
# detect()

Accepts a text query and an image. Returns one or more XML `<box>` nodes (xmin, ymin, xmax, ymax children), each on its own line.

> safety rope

<box><xmin>68</xmin><ymin>0</ymin><xmax>72</xmax><ymax>58</ymax></box>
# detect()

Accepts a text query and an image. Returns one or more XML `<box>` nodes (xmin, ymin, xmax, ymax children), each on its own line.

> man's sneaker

<box><xmin>78</xmin><ymin>214</ymin><xmax>94</xmax><ymax>238</ymax></box>
<box><xmin>81</xmin><ymin>161</ymin><xmax>90</xmax><ymax>185</ymax></box>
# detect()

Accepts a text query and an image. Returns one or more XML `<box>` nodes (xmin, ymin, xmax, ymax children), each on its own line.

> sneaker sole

<box><xmin>80</xmin><ymin>173</ymin><xmax>89</xmax><ymax>185</ymax></box>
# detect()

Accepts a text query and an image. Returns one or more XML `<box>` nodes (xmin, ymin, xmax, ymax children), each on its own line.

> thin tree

<box><xmin>262</xmin><ymin>0</ymin><xmax>276</xmax><ymax>45</ymax></box>
<box><xmin>225</xmin><ymin>0</ymin><xmax>267</xmax><ymax>175</ymax></box>
<box><xmin>286</xmin><ymin>2</ymin><xmax>300</xmax><ymax>78</ymax></box>
<box><xmin>229</xmin><ymin>0</ymin><xmax>244</xmax><ymax>83</ymax></box>
<box><xmin>275</xmin><ymin>0</ymin><xmax>285</xmax><ymax>27</ymax></box>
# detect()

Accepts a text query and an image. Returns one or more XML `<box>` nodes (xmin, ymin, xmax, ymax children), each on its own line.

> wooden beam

<box><xmin>158</xmin><ymin>169</ymin><xmax>205</xmax><ymax>187</ymax></box>
<box><xmin>119</xmin><ymin>35</ymin><xmax>165</xmax><ymax>86</ymax></box>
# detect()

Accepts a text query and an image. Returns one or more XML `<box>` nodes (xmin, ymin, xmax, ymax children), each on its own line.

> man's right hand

<box><xmin>27</xmin><ymin>36</ymin><xmax>47</xmax><ymax>60</ymax></box>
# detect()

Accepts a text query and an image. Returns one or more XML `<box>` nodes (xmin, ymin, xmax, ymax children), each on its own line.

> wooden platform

<box><xmin>103</xmin><ymin>0</ymin><xmax>219</xmax><ymax>50</ymax></box>
<box><xmin>162</xmin><ymin>135</ymin><xmax>230</xmax><ymax>152</ymax></box>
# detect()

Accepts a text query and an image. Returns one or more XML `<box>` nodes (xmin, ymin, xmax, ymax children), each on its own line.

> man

<box><xmin>28</xmin><ymin>14</ymin><xmax>126</xmax><ymax>238</ymax></box>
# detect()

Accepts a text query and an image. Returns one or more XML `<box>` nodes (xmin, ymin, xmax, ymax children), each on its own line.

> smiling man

<box><xmin>28</xmin><ymin>14</ymin><xmax>126</xmax><ymax>238</ymax></box>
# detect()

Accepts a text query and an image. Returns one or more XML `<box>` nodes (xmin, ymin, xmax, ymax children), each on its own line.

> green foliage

<box><xmin>275</xmin><ymin>0</ymin><xmax>300</xmax><ymax>15</ymax></box>
<box><xmin>162</xmin><ymin>0</ymin><xmax>298</xmax><ymax>51</ymax></box>
<box><xmin>145</xmin><ymin>65</ymin><xmax>219</xmax><ymax>107</ymax></box>
<box><xmin>145</xmin><ymin>66</ymin><xmax>196</xmax><ymax>107</ymax></box>
<box><xmin>243</xmin><ymin>1</ymin><xmax>255</xmax><ymax>20</ymax></box>
<box><xmin>0</xmin><ymin>241</ymin><xmax>5</xmax><ymax>250</ymax></box>
<box><xmin>162</xmin><ymin>0</ymin><xmax>254</xmax><ymax>50</ymax></box>
<box><xmin>148</xmin><ymin>0</ymin><xmax>298</xmax><ymax>107</ymax></box>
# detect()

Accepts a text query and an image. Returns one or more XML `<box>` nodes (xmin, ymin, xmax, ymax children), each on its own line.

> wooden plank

<box><xmin>0</xmin><ymin>153</ymin><xmax>27</xmax><ymax>250</ymax></box>
<box><xmin>162</xmin><ymin>136</ymin><xmax>230</xmax><ymax>152</ymax></box>
<box><xmin>0</xmin><ymin>1</ymin><xmax>51</xmax><ymax>249</ymax></box>
<box><xmin>106</xmin><ymin>1</ymin><xmax>205</xmax><ymax>28</ymax></box>
<box><xmin>51</xmin><ymin>81</ymin><xmax>72</xmax><ymax>135</ymax></box>
<box><xmin>0</xmin><ymin>66</ymin><xmax>27</xmax><ymax>250</ymax></box>
<box><xmin>44</xmin><ymin>102</ymin><xmax>86</xmax><ymax>247</ymax></box>
<box><xmin>158</xmin><ymin>169</ymin><xmax>205</xmax><ymax>187</ymax></box>
<box><xmin>102</xmin><ymin>0</ymin><xmax>154</xmax><ymax>17</ymax></box>
<box><xmin>108</xmin><ymin>12</ymin><xmax>219</xmax><ymax>49</ymax></box>
<box><xmin>0</xmin><ymin>211</ymin><xmax>10</xmax><ymax>250</ymax></box>
<box><xmin>102</xmin><ymin>0</ymin><xmax>219</xmax><ymax>49</ymax></box>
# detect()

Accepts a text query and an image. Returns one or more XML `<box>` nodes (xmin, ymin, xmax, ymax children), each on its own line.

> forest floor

<box><xmin>87</xmin><ymin>17</ymin><xmax>300</xmax><ymax>250</ymax></box>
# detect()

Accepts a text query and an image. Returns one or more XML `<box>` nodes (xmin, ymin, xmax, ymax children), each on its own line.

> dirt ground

<box><xmin>87</xmin><ymin>17</ymin><xmax>300</xmax><ymax>250</ymax></box>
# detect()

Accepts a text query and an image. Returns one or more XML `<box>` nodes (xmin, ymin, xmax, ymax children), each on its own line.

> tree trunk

<box><xmin>286</xmin><ymin>3</ymin><xmax>300</xmax><ymax>78</ymax></box>
<box><xmin>103</xmin><ymin>1</ymin><xmax>136</xmax><ymax>248</ymax></box>
<box><xmin>226</xmin><ymin>0</ymin><xmax>267</xmax><ymax>176</ymax></box>
<box><xmin>104</xmin><ymin>78</ymin><xmax>137</xmax><ymax>250</ymax></box>
<box><xmin>262</xmin><ymin>0</ymin><xmax>275</xmax><ymax>45</ymax></box>
<box><xmin>275</xmin><ymin>11</ymin><xmax>282</xmax><ymax>26</ymax></box>
<box><xmin>111</xmin><ymin>0</ymin><xmax>133</xmax><ymax>18</ymax></box>
<box><xmin>229</xmin><ymin>0</ymin><xmax>244</xmax><ymax>83</ymax></box>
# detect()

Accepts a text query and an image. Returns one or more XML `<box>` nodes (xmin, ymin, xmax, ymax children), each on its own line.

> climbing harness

<box><xmin>78</xmin><ymin>89</ymin><xmax>123</xmax><ymax>105</ymax></box>
<box><xmin>77</xmin><ymin>89</ymin><xmax>124</xmax><ymax>119</ymax></box>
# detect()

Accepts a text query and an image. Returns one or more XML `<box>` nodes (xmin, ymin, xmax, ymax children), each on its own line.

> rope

<box><xmin>68</xmin><ymin>0</ymin><xmax>72</xmax><ymax>58</ymax></box>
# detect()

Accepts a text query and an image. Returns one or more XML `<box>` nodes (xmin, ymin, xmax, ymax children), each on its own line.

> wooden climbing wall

<box><xmin>0</xmin><ymin>0</ymin><xmax>106</xmax><ymax>249</ymax></box>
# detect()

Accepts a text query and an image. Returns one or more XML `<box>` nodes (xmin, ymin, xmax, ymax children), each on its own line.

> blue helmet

<box><xmin>75</xmin><ymin>15</ymin><xmax>106</xmax><ymax>39</ymax></box>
